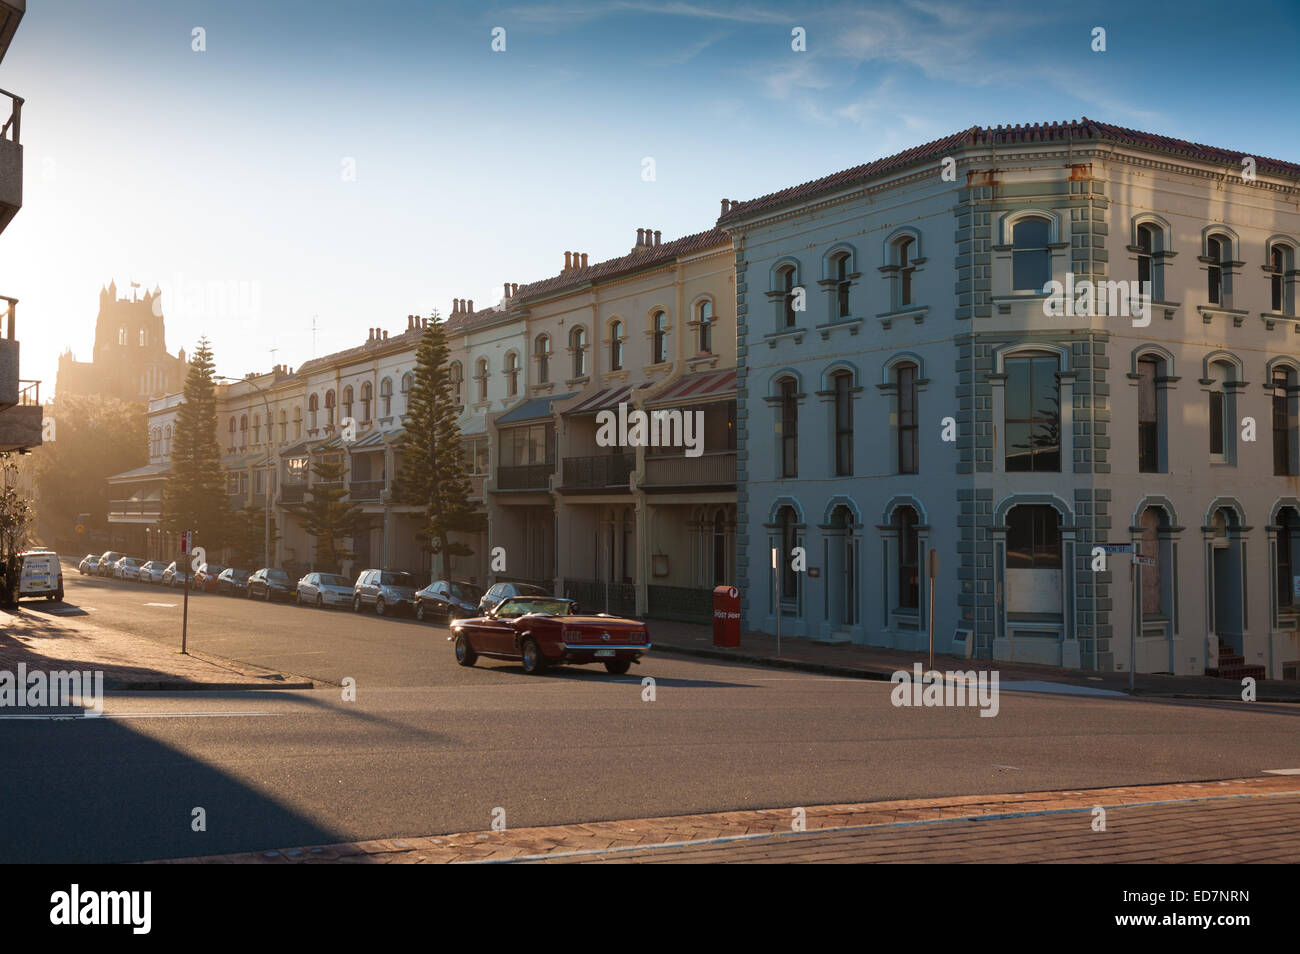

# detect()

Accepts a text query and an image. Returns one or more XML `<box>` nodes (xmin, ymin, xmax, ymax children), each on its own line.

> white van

<box><xmin>19</xmin><ymin>550</ymin><xmax>64</xmax><ymax>602</ymax></box>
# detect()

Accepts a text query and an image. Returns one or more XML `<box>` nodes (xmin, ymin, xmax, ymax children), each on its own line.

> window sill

<box><xmin>1261</xmin><ymin>311</ymin><xmax>1300</xmax><ymax>331</ymax></box>
<box><xmin>875</xmin><ymin>306</ymin><xmax>928</xmax><ymax>329</ymax></box>
<box><xmin>764</xmin><ymin>328</ymin><xmax>806</xmax><ymax>349</ymax></box>
<box><xmin>814</xmin><ymin>316</ymin><xmax>865</xmax><ymax>339</ymax></box>
<box><xmin>1197</xmin><ymin>304</ymin><xmax>1249</xmax><ymax>327</ymax></box>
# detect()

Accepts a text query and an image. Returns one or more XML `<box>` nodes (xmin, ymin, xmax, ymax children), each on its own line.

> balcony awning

<box><xmin>220</xmin><ymin>452</ymin><xmax>270</xmax><ymax>470</ymax></box>
<box><xmin>646</xmin><ymin>368</ymin><xmax>737</xmax><ymax>407</ymax></box>
<box><xmin>281</xmin><ymin>439</ymin><xmax>317</xmax><ymax>458</ymax></box>
<box><xmin>496</xmin><ymin>392</ymin><xmax>577</xmax><ymax>426</ymax></box>
<box><xmin>351</xmin><ymin>426</ymin><xmax>402</xmax><ymax>449</ymax></box>
<box><xmin>565</xmin><ymin>383</ymin><xmax>650</xmax><ymax>417</ymax></box>
<box><xmin>457</xmin><ymin>414</ymin><xmax>486</xmax><ymax>437</ymax></box>
<box><xmin>107</xmin><ymin>461</ymin><xmax>171</xmax><ymax>483</ymax></box>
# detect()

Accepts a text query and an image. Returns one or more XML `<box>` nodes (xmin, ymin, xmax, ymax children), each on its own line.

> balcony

<box><xmin>496</xmin><ymin>463</ymin><xmax>553</xmax><ymax>491</ymax></box>
<box><xmin>279</xmin><ymin>483</ymin><xmax>306</xmax><ymax>504</ymax></box>
<box><xmin>349</xmin><ymin>480</ymin><xmax>384</xmax><ymax>501</ymax></box>
<box><xmin>110</xmin><ymin>499</ymin><xmax>162</xmax><ymax>518</ymax></box>
<box><xmin>642</xmin><ymin>451</ymin><xmax>736</xmax><ymax>489</ymax></box>
<box><xmin>562</xmin><ymin>453</ymin><xmax>634</xmax><ymax>490</ymax></box>
<box><xmin>0</xmin><ymin>87</ymin><xmax>20</xmax><ymax>234</ymax></box>
<box><xmin>0</xmin><ymin>296</ymin><xmax>18</xmax><ymax>408</ymax></box>
<box><xmin>467</xmin><ymin>473</ymin><xmax>486</xmax><ymax>500</ymax></box>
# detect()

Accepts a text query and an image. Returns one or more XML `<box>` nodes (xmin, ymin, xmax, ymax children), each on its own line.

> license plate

<box><xmin>594</xmin><ymin>649</ymin><xmax>615</xmax><ymax>658</ymax></box>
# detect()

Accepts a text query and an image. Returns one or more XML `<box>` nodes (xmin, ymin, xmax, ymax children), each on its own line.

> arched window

<box><xmin>163</xmin><ymin>425</ymin><xmax>172</xmax><ymax>456</ymax></box>
<box><xmin>1137</xmin><ymin>224</ymin><xmax>1155</xmax><ymax>289</ymax></box>
<box><xmin>570</xmin><ymin>326</ymin><xmax>588</xmax><ymax>378</ymax></box>
<box><xmin>150</xmin><ymin>427</ymin><xmax>160</xmax><ymax>458</ymax></box>
<box><xmin>1277</xmin><ymin>508</ymin><xmax>1300</xmax><ymax>614</ymax></box>
<box><xmin>1270</xmin><ymin>243</ymin><xmax>1296</xmax><ymax>315</ymax></box>
<box><xmin>891</xmin><ymin>237</ymin><xmax>915</xmax><ymax>308</ymax></box>
<box><xmin>609</xmin><ymin>320</ymin><xmax>624</xmax><ymax>371</ymax></box>
<box><xmin>776</xmin><ymin>264</ymin><xmax>797</xmax><ymax>329</ymax></box>
<box><xmin>308</xmin><ymin>393</ymin><xmax>319</xmax><ymax>430</ymax></box>
<box><xmin>400</xmin><ymin>372</ymin><xmax>412</xmax><ymax>394</ymax></box>
<box><xmin>696</xmin><ymin>300</ymin><xmax>713</xmax><ymax>354</ymax></box>
<box><xmin>1272</xmin><ymin>366</ymin><xmax>1297</xmax><ymax>476</ymax></box>
<box><xmin>778</xmin><ymin>377</ymin><xmax>798</xmax><ymax>478</ymax></box>
<box><xmin>1005</xmin><ymin>352</ymin><xmax>1060</xmax><ymax>472</ymax></box>
<box><xmin>324</xmin><ymin>389</ymin><xmax>336</xmax><ymax>427</ymax></box>
<box><xmin>278</xmin><ymin>409</ymin><xmax>287</xmax><ymax>443</ymax></box>
<box><xmin>895</xmin><ymin>362</ymin><xmax>918</xmax><ymax>474</ymax></box>
<box><xmin>535</xmin><ymin>334</ymin><xmax>552</xmax><ymax>384</ymax></box>
<box><xmin>380</xmin><ymin>377</ymin><xmax>392</xmax><ymax>416</ymax></box>
<box><xmin>831</xmin><ymin>370</ymin><xmax>853</xmax><ymax>476</ymax></box>
<box><xmin>293</xmin><ymin>405</ymin><xmax>303</xmax><ymax>438</ymax></box>
<box><xmin>832</xmin><ymin>251</ymin><xmax>852</xmax><ymax>317</ymax></box>
<box><xmin>239</xmin><ymin>414</ymin><xmax>248</xmax><ymax>447</ymax></box>
<box><xmin>253</xmin><ymin>413</ymin><xmax>261</xmax><ymax>444</ymax></box>
<box><xmin>895</xmin><ymin>506</ymin><xmax>920</xmax><ymax>610</ymax></box>
<box><xmin>448</xmin><ymin>362</ymin><xmax>463</xmax><ymax>405</ymax></box>
<box><xmin>778</xmin><ymin>506</ymin><xmax>799</xmax><ymax>605</ymax></box>
<box><xmin>359</xmin><ymin>381</ymin><xmax>372</xmax><ymax>421</ymax></box>
<box><xmin>1137</xmin><ymin>354</ymin><xmax>1165</xmax><ymax>473</ymax></box>
<box><xmin>342</xmin><ymin>386</ymin><xmax>354</xmax><ymax>422</ymax></box>
<box><xmin>1204</xmin><ymin>233</ymin><xmax>1235</xmax><ymax>306</ymax></box>
<box><xmin>228</xmin><ymin>416</ymin><xmax>236</xmax><ymax>446</ymax></box>
<box><xmin>476</xmin><ymin>357</ymin><xmax>489</xmax><ymax>402</ymax></box>
<box><xmin>1012</xmin><ymin>216</ymin><xmax>1051</xmax><ymax>291</ymax></box>
<box><xmin>138</xmin><ymin>328</ymin><xmax>148</xmax><ymax>347</ymax></box>
<box><xmin>1207</xmin><ymin>358</ymin><xmax>1236</xmax><ymax>463</ymax></box>
<box><xmin>119</xmin><ymin>327</ymin><xmax>127</xmax><ymax>346</ymax></box>
<box><xmin>651</xmin><ymin>311</ymin><xmax>668</xmax><ymax>364</ymax></box>
<box><xmin>505</xmin><ymin>352</ymin><xmax>519</xmax><ymax>397</ymax></box>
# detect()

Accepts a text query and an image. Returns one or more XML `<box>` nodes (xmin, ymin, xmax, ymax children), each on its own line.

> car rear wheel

<box><xmin>375</xmin><ymin>597</ymin><xmax>387</xmax><ymax>616</ymax></box>
<box><xmin>603</xmin><ymin>659</ymin><xmax>632</xmax><ymax>675</ymax></box>
<box><xmin>454</xmin><ymin>634</ymin><xmax>476</xmax><ymax>666</ymax></box>
<box><xmin>520</xmin><ymin>637</ymin><xmax>546</xmax><ymax>675</ymax></box>
<box><xmin>246</xmin><ymin>586</ymin><xmax>253</xmax><ymax>599</ymax></box>
<box><xmin>353</xmin><ymin>596</ymin><xmax>361</xmax><ymax>613</ymax></box>
<box><xmin>415</xmin><ymin>602</ymin><xmax>426</xmax><ymax>622</ymax></box>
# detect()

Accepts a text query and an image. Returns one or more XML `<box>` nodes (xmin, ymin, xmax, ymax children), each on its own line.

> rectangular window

<box><xmin>1273</xmin><ymin>371</ymin><xmax>1294</xmax><ymax>476</ymax></box>
<box><xmin>1209</xmin><ymin>391</ymin><xmax>1225</xmax><ymax>457</ymax></box>
<box><xmin>1005</xmin><ymin>356</ymin><xmax>1060</xmax><ymax>472</ymax></box>
<box><xmin>1006</xmin><ymin>507</ymin><xmax>1062</xmax><ymax>569</ymax></box>
<box><xmin>898</xmin><ymin>511</ymin><xmax>919</xmax><ymax>609</ymax></box>
<box><xmin>897</xmin><ymin>365</ymin><xmax>918</xmax><ymax>474</ymax></box>
<box><xmin>780</xmin><ymin>380</ymin><xmax>798</xmax><ymax>478</ymax></box>
<box><xmin>834</xmin><ymin>374</ymin><xmax>853</xmax><ymax>477</ymax></box>
<box><xmin>1279</xmin><ymin>524</ymin><xmax>1294</xmax><ymax>611</ymax></box>
<box><xmin>1138</xmin><ymin>358</ymin><xmax>1160</xmax><ymax>473</ymax></box>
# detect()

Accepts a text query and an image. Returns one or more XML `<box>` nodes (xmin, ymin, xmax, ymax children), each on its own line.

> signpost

<box><xmin>180</xmin><ymin>530</ymin><xmax>192</xmax><ymax>655</ymax></box>
<box><xmin>927</xmin><ymin>548</ymin><xmax>940</xmax><ymax>670</ymax></box>
<box><xmin>771</xmin><ymin>547</ymin><xmax>781</xmax><ymax>657</ymax></box>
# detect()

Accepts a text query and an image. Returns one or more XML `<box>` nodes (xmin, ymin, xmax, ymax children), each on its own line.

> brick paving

<box><xmin>166</xmin><ymin>775</ymin><xmax>1300</xmax><ymax>864</ymax></box>
<box><xmin>645</xmin><ymin>619</ymin><xmax>1300</xmax><ymax>703</ymax></box>
<box><xmin>0</xmin><ymin>604</ymin><xmax>311</xmax><ymax>690</ymax></box>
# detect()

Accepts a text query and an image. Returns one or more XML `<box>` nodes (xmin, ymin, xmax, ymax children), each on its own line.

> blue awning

<box><xmin>495</xmin><ymin>392</ymin><xmax>577</xmax><ymax>426</ymax></box>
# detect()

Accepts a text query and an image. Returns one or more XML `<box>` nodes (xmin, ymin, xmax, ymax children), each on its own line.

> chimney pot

<box><xmin>383</xmin><ymin>330</ymin><xmax>388</xmax><ymax>340</ymax></box>
<box><xmin>721</xmin><ymin>198</ymin><xmax>729</xmax><ymax>215</ymax></box>
<box><xmin>504</xmin><ymin>282</ymin><xmax>511</xmax><ymax>298</ymax></box>
<box><xmin>512</xmin><ymin>283</ymin><xmax>519</xmax><ymax>296</ymax></box>
<box><xmin>467</xmin><ymin>299</ymin><xmax>473</xmax><ymax>313</ymax></box>
<box><xmin>565</xmin><ymin>251</ymin><xmax>573</xmax><ymax>270</ymax></box>
<box><xmin>581</xmin><ymin>253</ymin><xmax>588</xmax><ymax>267</ymax></box>
<box><xmin>636</xmin><ymin>228</ymin><xmax>645</xmax><ymax>247</ymax></box>
<box><xmin>654</xmin><ymin>230</ymin><xmax>661</xmax><ymax>246</ymax></box>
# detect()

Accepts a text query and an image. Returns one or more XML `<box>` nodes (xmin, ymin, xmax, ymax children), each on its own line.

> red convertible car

<box><xmin>449</xmin><ymin>596</ymin><xmax>651</xmax><ymax>674</ymax></box>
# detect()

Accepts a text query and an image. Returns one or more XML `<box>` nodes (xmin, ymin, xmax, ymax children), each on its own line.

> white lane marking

<box><xmin>144</xmin><ymin>602</ymin><xmax>177</xmax><ymax>607</ymax></box>
<box><xmin>1263</xmin><ymin>768</ymin><xmax>1300</xmax><ymax>775</ymax></box>
<box><xmin>0</xmin><ymin>711</ymin><xmax>281</xmax><ymax>721</ymax></box>
<box><xmin>236</xmin><ymin>651</ymin><xmax>328</xmax><ymax>660</ymax></box>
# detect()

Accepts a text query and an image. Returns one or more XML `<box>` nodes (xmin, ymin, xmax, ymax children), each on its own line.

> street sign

<box><xmin>1099</xmin><ymin>544</ymin><xmax>1132</xmax><ymax>553</ymax></box>
<box><xmin>75</xmin><ymin>524</ymin><xmax>84</xmax><ymax>534</ymax></box>
<box><xmin>180</xmin><ymin>530</ymin><xmax>191</xmax><ymax>553</ymax></box>
<box><xmin>1133</xmin><ymin>555</ymin><xmax>1156</xmax><ymax>567</ymax></box>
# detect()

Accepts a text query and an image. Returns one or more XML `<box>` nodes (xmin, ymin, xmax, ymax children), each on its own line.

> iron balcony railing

<box><xmin>562</xmin><ymin>453</ymin><xmax>635</xmax><ymax>489</ymax></box>
<box><xmin>0</xmin><ymin>89</ymin><xmax>21</xmax><ymax>145</ymax></box>
<box><xmin>496</xmin><ymin>463</ymin><xmax>553</xmax><ymax>491</ymax></box>
<box><xmin>349</xmin><ymin>480</ymin><xmax>385</xmax><ymax>500</ymax></box>
<box><xmin>642</xmin><ymin>451</ymin><xmax>736</xmax><ymax>487</ymax></box>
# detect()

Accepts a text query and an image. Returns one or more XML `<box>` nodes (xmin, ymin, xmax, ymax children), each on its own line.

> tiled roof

<box><xmin>511</xmin><ymin>228</ymin><xmax>731</xmax><ymax>305</ymax></box>
<box><xmin>718</xmin><ymin>118</ymin><xmax>1300</xmax><ymax>226</ymax></box>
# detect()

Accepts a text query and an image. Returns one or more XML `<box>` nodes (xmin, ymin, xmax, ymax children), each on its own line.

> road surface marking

<box><xmin>1264</xmin><ymin>768</ymin><xmax>1300</xmax><ymax>775</ymax></box>
<box><xmin>143</xmin><ymin>602</ymin><xmax>177</xmax><ymax>607</ymax></box>
<box><xmin>0</xmin><ymin>711</ymin><xmax>281</xmax><ymax>720</ymax></box>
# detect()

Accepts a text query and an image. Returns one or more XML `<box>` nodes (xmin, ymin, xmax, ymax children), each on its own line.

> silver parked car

<box><xmin>296</xmin><ymin>571</ymin><xmax>354</xmax><ymax>609</ymax></box>
<box><xmin>352</xmin><ymin>568</ymin><xmax>419</xmax><ymax>616</ymax></box>
<box><xmin>114</xmin><ymin>557</ymin><xmax>144</xmax><ymax>580</ymax></box>
<box><xmin>137</xmin><ymin>560</ymin><xmax>167</xmax><ymax>584</ymax></box>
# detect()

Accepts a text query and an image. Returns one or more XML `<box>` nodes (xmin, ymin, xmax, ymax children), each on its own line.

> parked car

<box><xmin>247</xmin><ymin>567</ymin><xmax>295</xmax><ymax>602</ymax></box>
<box><xmin>161</xmin><ymin>561</ymin><xmax>182</xmax><ymax>587</ymax></box>
<box><xmin>414</xmin><ymin>580</ymin><xmax>484</xmax><ymax>623</ymax></box>
<box><xmin>295</xmin><ymin>571</ymin><xmax>353</xmax><ymax>608</ymax></box>
<box><xmin>18</xmin><ymin>549</ymin><xmax>63</xmax><ymax>602</ymax></box>
<box><xmin>192</xmin><ymin>563</ymin><xmax>226</xmax><ymax>593</ymax></box>
<box><xmin>450</xmin><ymin>596</ymin><xmax>650</xmax><ymax>675</ymax></box>
<box><xmin>78</xmin><ymin>554</ymin><xmax>99</xmax><ymax>575</ymax></box>
<box><xmin>113</xmin><ymin>557</ymin><xmax>144</xmax><ymax>580</ymax></box>
<box><xmin>215</xmin><ymin>567</ymin><xmax>251</xmax><ymax>596</ymax></box>
<box><xmin>96</xmin><ymin>551</ymin><xmax>124</xmax><ymax>577</ymax></box>
<box><xmin>137</xmin><ymin>560</ymin><xmax>167</xmax><ymax>584</ymax></box>
<box><xmin>477</xmin><ymin>581</ymin><xmax>549</xmax><ymax>615</ymax></box>
<box><xmin>352</xmin><ymin>568</ymin><xmax>419</xmax><ymax>616</ymax></box>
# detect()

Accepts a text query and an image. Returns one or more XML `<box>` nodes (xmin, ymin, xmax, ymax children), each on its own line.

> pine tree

<box><xmin>286</xmin><ymin>456</ymin><xmax>367</xmax><ymax>574</ymax></box>
<box><xmin>397</xmin><ymin>311</ymin><xmax>485</xmax><ymax>579</ymax></box>
<box><xmin>161</xmin><ymin>339</ymin><xmax>229</xmax><ymax>550</ymax></box>
<box><xmin>229</xmin><ymin>504</ymin><xmax>279</xmax><ymax>569</ymax></box>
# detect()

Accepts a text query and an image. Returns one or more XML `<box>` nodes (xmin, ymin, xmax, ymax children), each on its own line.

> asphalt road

<box><xmin>2</xmin><ymin>572</ymin><xmax>1299</xmax><ymax>862</ymax></box>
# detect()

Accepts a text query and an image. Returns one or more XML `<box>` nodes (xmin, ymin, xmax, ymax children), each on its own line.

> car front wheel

<box><xmin>520</xmin><ymin>637</ymin><xmax>546</xmax><ymax>675</ymax></box>
<box><xmin>353</xmin><ymin>596</ymin><xmax>361</xmax><ymax>613</ymax></box>
<box><xmin>454</xmin><ymin>633</ymin><xmax>476</xmax><ymax>666</ymax></box>
<box><xmin>375</xmin><ymin>597</ymin><xmax>387</xmax><ymax>616</ymax></box>
<box><xmin>415</xmin><ymin>602</ymin><xmax>426</xmax><ymax>622</ymax></box>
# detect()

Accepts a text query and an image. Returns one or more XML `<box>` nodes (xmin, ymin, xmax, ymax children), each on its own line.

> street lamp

<box><xmin>215</xmin><ymin>375</ymin><xmax>278</xmax><ymax>569</ymax></box>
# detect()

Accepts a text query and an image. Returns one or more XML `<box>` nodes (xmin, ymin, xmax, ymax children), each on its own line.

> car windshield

<box><xmin>450</xmin><ymin>583</ymin><xmax>484</xmax><ymax>602</ymax></box>
<box><xmin>319</xmin><ymin>574</ymin><xmax>349</xmax><ymax>587</ymax></box>
<box><xmin>266</xmin><ymin>570</ymin><xmax>288</xmax><ymax>582</ymax></box>
<box><xmin>380</xmin><ymin>572</ymin><xmax>416</xmax><ymax>587</ymax></box>
<box><xmin>205</xmin><ymin>565</ymin><xmax>226</xmax><ymax>575</ymax></box>
<box><xmin>495</xmin><ymin>598</ymin><xmax>574</xmax><ymax>618</ymax></box>
<box><xmin>231</xmin><ymin>570</ymin><xmax>250</xmax><ymax>581</ymax></box>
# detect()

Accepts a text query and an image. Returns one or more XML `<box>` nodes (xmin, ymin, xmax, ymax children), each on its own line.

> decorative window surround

<box><xmin>815</xmin><ymin>317</ymin><xmax>865</xmax><ymax>339</ymax></box>
<box><xmin>875</xmin><ymin>305</ymin><xmax>928</xmax><ymax>329</ymax></box>
<box><xmin>764</xmin><ymin>327</ymin><xmax>806</xmax><ymax>348</ymax></box>
<box><xmin>1197</xmin><ymin>304</ymin><xmax>1250</xmax><ymax>327</ymax></box>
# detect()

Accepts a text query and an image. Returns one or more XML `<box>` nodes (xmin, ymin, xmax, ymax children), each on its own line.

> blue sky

<box><xmin>3</xmin><ymin>0</ymin><xmax>1298</xmax><ymax>393</ymax></box>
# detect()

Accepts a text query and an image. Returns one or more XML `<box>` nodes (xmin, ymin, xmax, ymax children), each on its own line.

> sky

<box><xmin>3</xmin><ymin>0</ymin><xmax>1298</xmax><ymax>395</ymax></box>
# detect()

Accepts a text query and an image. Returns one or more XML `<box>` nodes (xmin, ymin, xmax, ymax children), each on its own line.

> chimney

<box><xmin>654</xmin><ymin>230</ymin><xmax>661</xmax><ymax>246</ymax></box>
<box><xmin>565</xmin><ymin>251</ymin><xmax>573</xmax><ymax>270</ymax></box>
<box><xmin>383</xmin><ymin>330</ymin><xmax>388</xmax><ymax>340</ymax></box>
<box><xmin>511</xmin><ymin>283</ymin><xmax>518</xmax><ymax>296</ymax></box>
<box><xmin>636</xmin><ymin>228</ymin><xmax>645</xmax><ymax>247</ymax></box>
<box><xmin>580</xmin><ymin>253</ymin><xmax>588</xmax><ymax>267</ymax></box>
<box><xmin>504</xmin><ymin>282</ymin><xmax>511</xmax><ymax>299</ymax></box>
<box><xmin>466</xmin><ymin>299</ymin><xmax>473</xmax><ymax>313</ymax></box>
<box><xmin>721</xmin><ymin>198</ymin><xmax>729</xmax><ymax>215</ymax></box>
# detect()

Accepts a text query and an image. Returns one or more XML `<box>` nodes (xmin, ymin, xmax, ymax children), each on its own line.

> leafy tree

<box><xmin>161</xmin><ymin>339</ymin><xmax>229</xmax><ymax>550</ymax></box>
<box><xmin>286</xmin><ymin>456</ymin><xmax>368</xmax><ymax>574</ymax></box>
<box><xmin>0</xmin><ymin>454</ymin><xmax>32</xmax><ymax>606</ymax></box>
<box><xmin>396</xmin><ymin>311</ymin><xmax>485</xmax><ymax>579</ymax></box>
<box><xmin>29</xmin><ymin>392</ymin><xmax>146</xmax><ymax>549</ymax></box>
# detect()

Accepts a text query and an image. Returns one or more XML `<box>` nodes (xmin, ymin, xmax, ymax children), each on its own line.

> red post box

<box><xmin>712</xmin><ymin>585</ymin><xmax>741</xmax><ymax>647</ymax></box>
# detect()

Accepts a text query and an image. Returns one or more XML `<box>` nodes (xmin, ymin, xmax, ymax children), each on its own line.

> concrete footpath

<box><xmin>0</xmin><ymin>603</ymin><xmax>312</xmax><ymax>691</ymax></box>
<box><xmin>166</xmin><ymin>775</ymin><xmax>1300</xmax><ymax>864</ymax></box>
<box><xmin>644</xmin><ymin>620</ymin><xmax>1300</xmax><ymax>703</ymax></box>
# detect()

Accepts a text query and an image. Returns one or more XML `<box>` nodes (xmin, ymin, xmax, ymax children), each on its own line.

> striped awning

<box><xmin>646</xmin><ymin>368</ymin><xmax>737</xmax><ymax>407</ymax></box>
<box><xmin>566</xmin><ymin>384</ymin><xmax>648</xmax><ymax>417</ymax></box>
<box><xmin>496</xmin><ymin>392</ymin><xmax>577</xmax><ymax>426</ymax></box>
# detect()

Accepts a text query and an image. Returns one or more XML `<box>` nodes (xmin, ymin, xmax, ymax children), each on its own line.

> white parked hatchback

<box><xmin>19</xmin><ymin>550</ymin><xmax>63</xmax><ymax>602</ymax></box>
<box><xmin>296</xmin><ymin>571</ymin><xmax>354</xmax><ymax>608</ymax></box>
